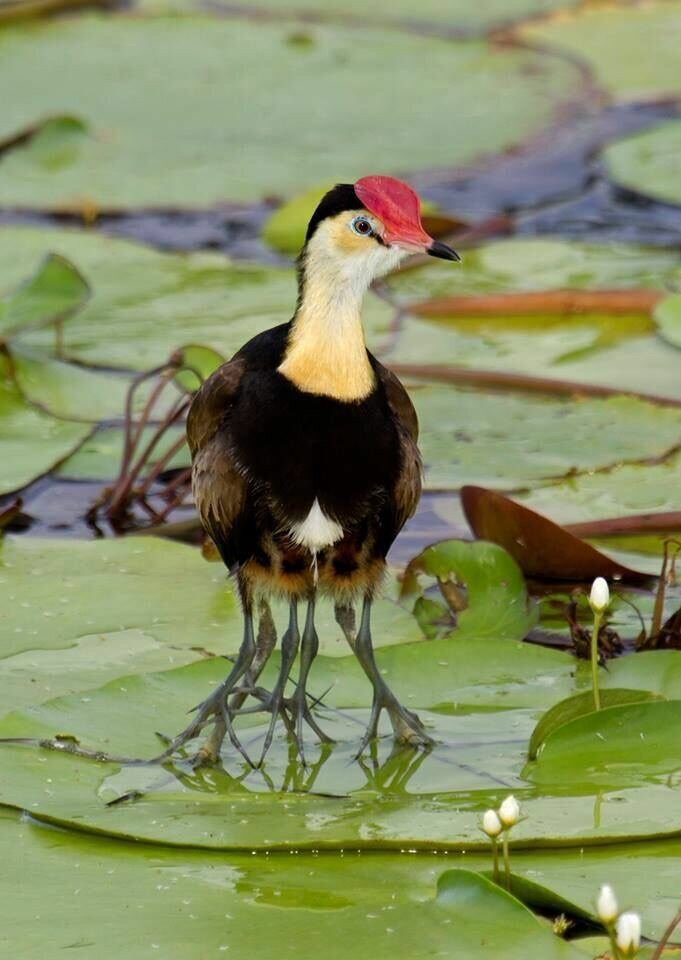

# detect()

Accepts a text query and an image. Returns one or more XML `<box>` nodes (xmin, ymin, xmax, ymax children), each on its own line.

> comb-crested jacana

<box><xmin>162</xmin><ymin>176</ymin><xmax>459</xmax><ymax>766</ymax></box>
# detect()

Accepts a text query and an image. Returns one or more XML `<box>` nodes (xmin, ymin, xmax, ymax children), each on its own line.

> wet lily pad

<box><xmin>0</xmin><ymin>16</ymin><xmax>585</xmax><ymax>209</ymax></box>
<box><xmin>411</xmin><ymin>384</ymin><xmax>681</xmax><ymax>491</ymax></box>
<box><xmin>0</xmin><ymin>535</ymin><xmax>423</xmax><ymax>711</ymax></box>
<box><xmin>1</xmin><ymin>668</ymin><xmax>680</xmax><ymax>849</ymax></box>
<box><xmin>0</xmin><ymin>356</ymin><xmax>91</xmax><ymax>495</ymax></box>
<box><xmin>656</xmin><ymin>293</ymin><xmax>681</xmax><ymax>350</ymax></box>
<box><xmin>518</xmin><ymin>2</ymin><xmax>681</xmax><ymax>101</ymax></box>
<box><xmin>530</xmin><ymin>700</ymin><xmax>681</xmax><ymax>788</ymax></box>
<box><xmin>147</xmin><ymin>0</ymin><xmax>581</xmax><ymax>32</ymax></box>
<box><xmin>518</xmin><ymin>452</ymin><xmax>681</xmax><ymax>529</ymax></box>
<box><xmin>603</xmin><ymin>121</ymin><xmax>681</xmax><ymax>207</ymax></box>
<box><xmin>401</xmin><ymin>539</ymin><xmax>536</xmax><ymax>640</ymax></box>
<box><xmin>387</xmin><ymin>239</ymin><xmax>680</xmax><ymax>303</ymax></box>
<box><xmin>528</xmin><ymin>688</ymin><xmax>663</xmax><ymax>761</ymax></box>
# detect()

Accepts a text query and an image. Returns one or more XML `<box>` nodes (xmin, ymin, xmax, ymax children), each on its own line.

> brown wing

<box><xmin>186</xmin><ymin>359</ymin><xmax>249</xmax><ymax>568</ymax></box>
<box><xmin>374</xmin><ymin>359</ymin><xmax>422</xmax><ymax>532</ymax></box>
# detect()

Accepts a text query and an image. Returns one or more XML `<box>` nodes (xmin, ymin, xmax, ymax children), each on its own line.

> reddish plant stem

<box><xmin>409</xmin><ymin>288</ymin><xmax>663</xmax><ymax>318</ymax></box>
<box><xmin>565</xmin><ymin>513</ymin><xmax>681</xmax><ymax>539</ymax></box>
<box><xmin>389</xmin><ymin>363</ymin><xmax>681</xmax><ymax>408</ymax></box>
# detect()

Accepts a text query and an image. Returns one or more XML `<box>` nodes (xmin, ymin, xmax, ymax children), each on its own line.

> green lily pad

<box><xmin>604</xmin><ymin>121</ymin><xmax>681</xmax><ymax>207</ymax></box>
<box><xmin>656</xmin><ymin>293</ymin><xmax>681</xmax><ymax>350</ymax></box>
<box><xmin>401</xmin><ymin>539</ymin><xmax>536</xmax><ymax>640</ymax></box>
<box><xmin>142</xmin><ymin>0</ymin><xmax>581</xmax><ymax>32</ymax></box>
<box><xmin>411</xmin><ymin>384</ymin><xmax>681</xmax><ymax>490</ymax></box>
<box><xmin>530</xmin><ymin>700</ymin><xmax>681</xmax><ymax>787</ymax></box>
<box><xmin>518</xmin><ymin>451</ymin><xmax>681</xmax><ymax>529</ymax></box>
<box><xmin>1</xmin><ymin>682</ymin><xmax>680</xmax><ymax>850</ymax></box>
<box><xmin>0</xmin><ymin>16</ymin><xmax>586</xmax><ymax>209</ymax></box>
<box><xmin>0</xmin><ymin>252</ymin><xmax>89</xmax><ymax>340</ymax></box>
<box><xmin>0</xmin><ymin>227</ymin><xmax>393</xmax><ymax>371</ymax></box>
<box><xmin>174</xmin><ymin>343</ymin><xmax>225</xmax><ymax>394</ymax></box>
<box><xmin>518</xmin><ymin>2</ymin><xmax>681</xmax><ymax>101</ymax></box>
<box><xmin>0</xmin><ymin>534</ymin><xmax>238</xmax><ymax>662</ymax></box>
<box><xmin>433</xmin><ymin>870</ymin><xmax>582</xmax><ymax>957</ymax></box>
<box><xmin>528</xmin><ymin>688</ymin><xmax>664</xmax><ymax>761</ymax></box>
<box><xmin>10</xmin><ymin>347</ymin><xmax>136</xmax><ymax>422</ymax></box>
<box><xmin>388</xmin><ymin>240</ymin><xmax>679</xmax><ymax>303</ymax></box>
<box><xmin>0</xmin><ymin>535</ymin><xmax>423</xmax><ymax>712</ymax></box>
<box><xmin>2</xmin><ymin>806</ymin><xmax>593</xmax><ymax>960</ymax></box>
<box><xmin>0</xmin><ymin>356</ymin><xmax>91</xmax><ymax>494</ymax></box>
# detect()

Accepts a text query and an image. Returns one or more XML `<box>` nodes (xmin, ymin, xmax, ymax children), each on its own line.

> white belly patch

<box><xmin>290</xmin><ymin>499</ymin><xmax>343</xmax><ymax>551</ymax></box>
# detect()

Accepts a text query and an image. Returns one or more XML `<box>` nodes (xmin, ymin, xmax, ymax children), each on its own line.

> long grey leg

<box><xmin>291</xmin><ymin>597</ymin><xmax>334</xmax><ymax>763</ymax></box>
<box><xmin>155</xmin><ymin>607</ymin><xmax>257</xmax><ymax>765</ymax></box>
<box><xmin>257</xmin><ymin>598</ymin><xmax>300</xmax><ymax>765</ymax></box>
<box><xmin>353</xmin><ymin>595</ymin><xmax>433</xmax><ymax>756</ymax></box>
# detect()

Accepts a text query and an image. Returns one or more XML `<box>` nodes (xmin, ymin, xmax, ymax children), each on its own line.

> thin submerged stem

<box><xmin>591</xmin><ymin>610</ymin><xmax>603</xmax><ymax>711</ymax></box>
<box><xmin>502</xmin><ymin>833</ymin><xmax>511</xmax><ymax>889</ymax></box>
<box><xmin>491</xmin><ymin>837</ymin><xmax>500</xmax><ymax>884</ymax></box>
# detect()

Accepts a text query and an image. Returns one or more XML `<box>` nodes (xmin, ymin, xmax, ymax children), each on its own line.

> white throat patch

<box><xmin>290</xmin><ymin>498</ymin><xmax>343</xmax><ymax>551</ymax></box>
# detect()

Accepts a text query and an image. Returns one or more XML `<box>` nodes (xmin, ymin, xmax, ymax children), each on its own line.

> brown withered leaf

<box><xmin>460</xmin><ymin>485</ymin><xmax>649</xmax><ymax>584</ymax></box>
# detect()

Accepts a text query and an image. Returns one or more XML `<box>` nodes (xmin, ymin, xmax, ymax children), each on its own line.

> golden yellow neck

<box><xmin>278</xmin><ymin>234</ymin><xmax>376</xmax><ymax>402</ymax></box>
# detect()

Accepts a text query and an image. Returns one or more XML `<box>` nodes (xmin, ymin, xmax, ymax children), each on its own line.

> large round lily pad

<box><xmin>411</xmin><ymin>384</ymin><xmax>681</xmax><ymax>490</ymax></box>
<box><xmin>0</xmin><ymin>535</ymin><xmax>423</xmax><ymax>712</ymax></box>
<box><xmin>0</xmin><ymin>15</ymin><xmax>586</xmax><ymax>209</ymax></box>
<box><xmin>603</xmin><ymin>121</ymin><xmax>681</xmax><ymax>208</ymax></box>
<box><xmin>518</xmin><ymin>2</ymin><xmax>681</xmax><ymax>101</ymax></box>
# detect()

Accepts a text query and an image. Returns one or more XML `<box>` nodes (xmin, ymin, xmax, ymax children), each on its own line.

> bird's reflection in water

<box><xmin>159</xmin><ymin>735</ymin><xmax>431</xmax><ymax>799</ymax></box>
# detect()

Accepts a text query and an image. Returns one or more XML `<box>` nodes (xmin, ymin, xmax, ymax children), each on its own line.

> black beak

<box><xmin>427</xmin><ymin>240</ymin><xmax>461</xmax><ymax>262</ymax></box>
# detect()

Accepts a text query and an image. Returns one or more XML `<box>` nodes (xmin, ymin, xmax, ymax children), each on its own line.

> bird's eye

<box><xmin>350</xmin><ymin>216</ymin><xmax>373</xmax><ymax>237</ymax></box>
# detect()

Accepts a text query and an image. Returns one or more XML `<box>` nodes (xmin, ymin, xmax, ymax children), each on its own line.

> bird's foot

<box><xmin>354</xmin><ymin>688</ymin><xmax>433</xmax><ymax>759</ymax></box>
<box><xmin>154</xmin><ymin>681</ymin><xmax>255</xmax><ymax>769</ymax></box>
<box><xmin>290</xmin><ymin>688</ymin><xmax>335</xmax><ymax>766</ymax></box>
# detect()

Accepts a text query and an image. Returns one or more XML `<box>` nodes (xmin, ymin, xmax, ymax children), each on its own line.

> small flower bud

<box><xmin>596</xmin><ymin>884</ymin><xmax>619</xmax><ymax>924</ymax></box>
<box><xmin>615</xmin><ymin>912</ymin><xmax>641</xmax><ymax>955</ymax></box>
<box><xmin>498</xmin><ymin>795</ymin><xmax>520</xmax><ymax>828</ymax></box>
<box><xmin>589</xmin><ymin>577</ymin><xmax>610</xmax><ymax>614</ymax></box>
<box><xmin>482</xmin><ymin>809</ymin><xmax>502</xmax><ymax>838</ymax></box>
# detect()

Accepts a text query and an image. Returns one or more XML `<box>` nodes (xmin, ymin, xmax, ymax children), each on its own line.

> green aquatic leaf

<box><xmin>530</xmin><ymin>699</ymin><xmax>681</xmax><ymax>787</ymax></box>
<box><xmin>262</xmin><ymin>182</ymin><xmax>336</xmax><ymax>255</ymax></box>
<box><xmin>528</xmin><ymin>688</ymin><xmax>664</xmax><ymax>761</ymax></box>
<box><xmin>0</xmin><ymin>16</ymin><xmax>585</xmax><ymax>208</ymax></box>
<box><xmin>174</xmin><ymin>343</ymin><xmax>225</xmax><ymax>394</ymax></box>
<box><xmin>0</xmin><ymin>252</ymin><xmax>89</xmax><ymax>340</ymax></box>
<box><xmin>0</xmin><ymin>356</ymin><xmax>91</xmax><ymax>494</ymax></box>
<box><xmin>604</xmin><ymin>121</ymin><xmax>681</xmax><ymax>207</ymax></box>
<box><xmin>518</xmin><ymin>2</ymin><xmax>681</xmax><ymax>100</ymax></box>
<box><xmin>401</xmin><ymin>538</ymin><xmax>536</xmax><ymax>641</ymax></box>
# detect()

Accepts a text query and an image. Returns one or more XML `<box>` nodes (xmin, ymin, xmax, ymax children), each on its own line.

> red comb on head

<box><xmin>354</xmin><ymin>175</ymin><xmax>431</xmax><ymax>247</ymax></box>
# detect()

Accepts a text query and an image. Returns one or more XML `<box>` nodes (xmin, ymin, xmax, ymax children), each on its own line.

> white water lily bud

<box><xmin>616</xmin><ymin>912</ymin><xmax>641</xmax><ymax>955</ymax></box>
<box><xmin>482</xmin><ymin>809</ymin><xmax>503</xmax><ymax>838</ymax></box>
<box><xmin>498</xmin><ymin>795</ymin><xmax>521</xmax><ymax>828</ymax></box>
<box><xmin>596</xmin><ymin>884</ymin><xmax>619</xmax><ymax>924</ymax></box>
<box><xmin>589</xmin><ymin>577</ymin><xmax>610</xmax><ymax>614</ymax></box>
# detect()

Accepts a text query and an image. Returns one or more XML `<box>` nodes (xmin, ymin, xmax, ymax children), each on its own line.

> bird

<box><xmin>161</xmin><ymin>175</ymin><xmax>459</xmax><ymax>767</ymax></box>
